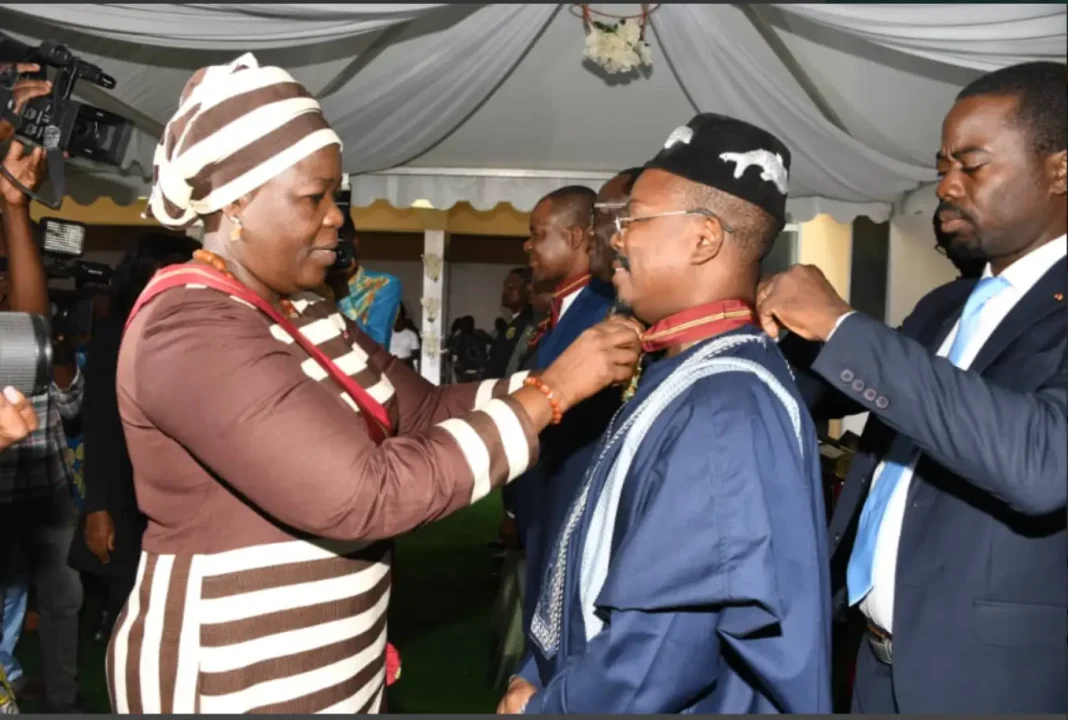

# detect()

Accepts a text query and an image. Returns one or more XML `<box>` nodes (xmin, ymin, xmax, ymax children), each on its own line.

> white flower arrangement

<box><xmin>421</xmin><ymin>296</ymin><xmax>440</xmax><ymax>323</ymax></box>
<box><xmin>422</xmin><ymin>252</ymin><xmax>443</xmax><ymax>282</ymax></box>
<box><xmin>423</xmin><ymin>331</ymin><xmax>440</xmax><ymax>359</ymax></box>
<box><xmin>583</xmin><ymin>17</ymin><xmax>652</xmax><ymax>74</ymax></box>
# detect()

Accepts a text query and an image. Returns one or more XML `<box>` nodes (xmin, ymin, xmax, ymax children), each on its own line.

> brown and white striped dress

<box><xmin>109</xmin><ymin>283</ymin><xmax>538</xmax><ymax>714</ymax></box>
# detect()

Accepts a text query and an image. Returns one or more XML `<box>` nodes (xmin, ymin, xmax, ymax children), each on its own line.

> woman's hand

<box><xmin>539</xmin><ymin>314</ymin><xmax>644</xmax><ymax>413</ymax></box>
<box><xmin>85</xmin><ymin>510</ymin><xmax>116</xmax><ymax>564</ymax></box>
<box><xmin>0</xmin><ymin>386</ymin><xmax>38</xmax><ymax>451</ymax></box>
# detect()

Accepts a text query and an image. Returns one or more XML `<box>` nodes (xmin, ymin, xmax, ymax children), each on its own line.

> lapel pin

<box><xmin>1055</xmin><ymin>293</ymin><xmax>1064</xmax><ymax>302</ymax></box>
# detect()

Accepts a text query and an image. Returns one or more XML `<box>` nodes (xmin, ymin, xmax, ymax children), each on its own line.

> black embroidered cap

<box><xmin>644</xmin><ymin>113</ymin><xmax>792</xmax><ymax>231</ymax></box>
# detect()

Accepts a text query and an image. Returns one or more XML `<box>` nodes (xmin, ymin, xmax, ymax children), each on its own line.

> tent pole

<box><xmin>419</xmin><ymin>228</ymin><xmax>449</xmax><ymax>385</ymax></box>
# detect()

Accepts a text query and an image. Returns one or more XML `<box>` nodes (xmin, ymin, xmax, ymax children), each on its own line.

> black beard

<box><xmin>932</xmin><ymin>210</ymin><xmax>987</xmax><ymax>278</ymax></box>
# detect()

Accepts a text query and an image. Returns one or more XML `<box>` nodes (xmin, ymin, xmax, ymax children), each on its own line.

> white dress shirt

<box><xmin>557</xmin><ymin>286</ymin><xmax>583</xmax><ymax>322</ymax></box>
<box><xmin>857</xmin><ymin>235</ymin><xmax>1066</xmax><ymax>632</ymax></box>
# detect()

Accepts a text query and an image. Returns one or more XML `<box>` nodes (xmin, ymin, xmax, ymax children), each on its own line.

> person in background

<box><xmin>388</xmin><ymin>302</ymin><xmax>420</xmax><ymax>368</ymax></box>
<box><xmin>0</xmin><ymin>139</ymin><xmax>85</xmax><ymax>713</ymax></box>
<box><xmin>502</xmin><ymin>114</ymin><xmax>830</xmax><ymax>714</ymax></box>
<box><xmin>327</xmin><ymin>211</ymin><xmax>403</xmax><ymax>348</ymax></box>
<box><xmin>514</xmin><ymin>281</ymin><xmax>554</xmax><ymax>373</ymax></box>
<box><xmin>517</xmin><ymin>186</ymin><xmax>619</xmax><ymax>613</ymax></box>
<box><xmin>488</xmin><ymin>277</ymin><xmax>555</xmax><ymax>692</ymax></box>
<box><xmin>67</xmin><ymin>233</ymin><xmax>197</xmax><ymax>645</ymax></box>
<box><xmin>761</xmin><ymin>61</ymin><xmax>1066</xmax><ymax>714</ymax></box>
<box><xmin>587</xmin><ymin>168</ymin><xmax>643</xmax><ymax>285</ymax></box>
<box><xmin>488</xmin><ymin>267</ymin><xmax>534</xmax><ymax>379</ymax></box>
<box><xmin>447</xmin><ymin>316</ymin><xmax>493</xmax><ymax>383</ymax></box>
<box><xmin>0</xmin><ymin>551</ymin><xmax>28</xmax><ymax>705</ymax></box>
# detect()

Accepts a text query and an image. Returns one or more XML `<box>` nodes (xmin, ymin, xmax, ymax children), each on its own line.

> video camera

<box><xmin>32</xmin><ymin>216</ymin><xmax>113</xmax><ymax>288</ymax></box>
<box><xmin>0</xmin><ymin>217</ymin><xmax>107</xmax><ymax>396</ymax></box>
<box><xmin>0</xmin><ymin>34</ymin><xmax>135</xmax><ymax>210</ymax></box>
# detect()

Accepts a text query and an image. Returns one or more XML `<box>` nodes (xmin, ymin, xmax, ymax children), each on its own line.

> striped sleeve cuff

<box><xmin>435</xmin><ymin>395</ymin><xmax>539</xmax><ymax>505</ymax></box>
<box><xmin>473</xmin><ymin>371</ymin><xmax>530</xmax><ymax>410</ymax></box>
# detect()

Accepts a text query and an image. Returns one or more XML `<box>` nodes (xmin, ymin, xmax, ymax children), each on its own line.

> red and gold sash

<box><xmin>126</xmin><ymin>265</ymin><xmax>394</xmax><ymax>444</ymax></box>
<box><xmin>622</xmin><ymin>299</ymin><xmax>757</xmax><ymax>402</ymax></box>
<box><xmin>640</xmin><ymin>299</ymin><xmax>756</xmax><ymax>353</ymax></box>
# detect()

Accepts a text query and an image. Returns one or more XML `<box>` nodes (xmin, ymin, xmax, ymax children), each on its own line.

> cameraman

<box><xmin>0</xmin><ymin>72</ymin><xmax>85</xmax><ymax>711</ymax></box>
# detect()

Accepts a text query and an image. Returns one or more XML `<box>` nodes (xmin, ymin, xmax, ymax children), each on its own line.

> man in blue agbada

<box><xmin>499</xmin><ymin>114</ymin><xmax>832</xmax><ymax>714</ymax></box>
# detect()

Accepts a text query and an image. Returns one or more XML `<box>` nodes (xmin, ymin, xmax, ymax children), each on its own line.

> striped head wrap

<box><xmin>145</xmin><ymin>53</ymin><xmax>342</xmax><ymax>229</ymax></box>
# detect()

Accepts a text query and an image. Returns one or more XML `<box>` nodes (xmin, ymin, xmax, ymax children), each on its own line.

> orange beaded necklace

<box><xmin>192</xmin><ymin>248</ymin><xmax>298</xmax><ymax>317</ymax></box>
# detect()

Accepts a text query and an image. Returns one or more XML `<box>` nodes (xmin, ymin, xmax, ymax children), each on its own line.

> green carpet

<box><xmin>14</xmin><ymin>492</ymin><xmax>505</xmax><ymax>714</ymax></box>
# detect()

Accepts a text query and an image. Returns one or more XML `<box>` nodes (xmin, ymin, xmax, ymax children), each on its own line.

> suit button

<box><xmin>834</xmin><ymin>532</ymin><xmax>842</xmax><ymax>543</ymax></box>
<box><xmin>876</xmin><ymin>396</ymin><xmax>890</xmax><ymax>409</ymax></box>
<box><xmin>840</xmin><ymin>369</ymin><xmax>854</xmax><ymax>383</ymax></box>
<box><xmin>852</xmin><ymin>378</ymin><xmax>866</xmax><ymax>393</ymax></box>
<box><xmin>863</xmin><ymin>388</ymin><xmax>877</xmax><ymax>402</ymax></box>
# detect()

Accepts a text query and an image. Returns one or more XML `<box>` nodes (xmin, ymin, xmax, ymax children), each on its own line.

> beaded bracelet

<box><xmin>523</xmin><ymin>375</ymin><xmax>563</xmax><ymax>425</ymax></box>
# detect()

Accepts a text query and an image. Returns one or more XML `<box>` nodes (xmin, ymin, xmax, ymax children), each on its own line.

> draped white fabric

<box><xmin>652</xmin><ymin>4</ymin><xmax>934</xmax><ymax>205</ymax></box>
<box><xmin>773</xmin><ymin>4</ymin><xmax>1067</xmax><ymax>72</ymax></box>
<box><xmin>320</xmin><ymin>3</ymin><xmax>558</xmax><ymax>173</ymax></box>
<box><xmin>1</xmin><ymin>3</ymin><xmax>1062</xmax><ymax>220</ymax></box>
<box><xmin>0</xmin><ymin>4</ymin><xmax>447</xmax><ymax>49</ymax></box>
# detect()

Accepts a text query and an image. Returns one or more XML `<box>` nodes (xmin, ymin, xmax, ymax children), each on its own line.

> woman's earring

<box><xmin>229</xmin><ymin>216</ymin><xmax>242</xmax><ymax>242</ymax></box>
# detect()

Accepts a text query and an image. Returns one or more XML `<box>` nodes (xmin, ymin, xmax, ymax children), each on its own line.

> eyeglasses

<box><xmin>587</xmin><ymin>201</ymin><xmax>627</xmax><ymax>232</ymax></box>
<box><xmin>614</xmin><ymin>209</ymin><xmax>735</xmax><ymax>238</ymax></box>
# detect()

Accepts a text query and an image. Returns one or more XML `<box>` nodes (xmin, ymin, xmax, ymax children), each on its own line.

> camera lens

<box><xmin>71</xmin><ymin>118</ymin><xmax>99</xmax><ymax>144</ymax></box>
<box><xmin>0</xmin><ymin>312</ymin><xmax>53</xmax><ymax>397</ymax></box>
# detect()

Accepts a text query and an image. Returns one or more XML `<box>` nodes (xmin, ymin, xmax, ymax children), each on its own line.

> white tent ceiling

<box><xmin>1</xmin><ymin>3</ymin><xmax>1063</xmax><ymax>223</ymax></box>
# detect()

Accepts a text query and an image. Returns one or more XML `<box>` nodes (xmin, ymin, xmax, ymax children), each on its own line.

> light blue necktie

<box><xmin>846</xmin><ymin>275</ymin><xmax>1010</xmax><ymax>606</ymax></box>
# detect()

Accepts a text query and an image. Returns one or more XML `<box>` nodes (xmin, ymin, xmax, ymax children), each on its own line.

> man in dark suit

<box><xmin>488</xmin><ymin>267</ymin><xmax>534</xmax><ymax>379</ymax></box>
<box><xmin>514</xmin><ymin>186</ymin><xmax>618</xmax><ymax>629</ymax></box>
<box><xmin>759</xmin><ymin>61</ymin><xmax>1066</xmax><ymax>713</ymax></box>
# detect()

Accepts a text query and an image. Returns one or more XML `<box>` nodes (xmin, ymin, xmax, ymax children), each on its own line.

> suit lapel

<box><xmin>537</xmin><ymin>280</ymin><xmax>615</xmax><ymax>368</ymax></box>
<box><xmin>921</xmin><ymin>279</ymin><xmax>976</xmax><ymax>352</ymax></box>
<box><xmin>901</xmin><ymin>261</ymin><xmax>1066</xmax><ymax>554</ymax></box>
<box><xmin>969</xmin><ymin>262</ymin><xmax>1066</xmax><ymax>374</ymax></box>
<box><xmin>538</xmin><ymin>288</ymin><xmax>590</xmax><ymax>367</ymax></box>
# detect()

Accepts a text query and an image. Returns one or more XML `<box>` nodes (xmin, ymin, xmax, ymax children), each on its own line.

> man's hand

<box><xmin>0</xmin><ymin>386</ymin><xmax>38</xmax><ymax>452</ymax></box>
<box><xmin>85</xmin><ymin>510</ymin><xmax>116</xmax><ymax>564</ymax></box>
<box><xmin>756</xmin><ymin>264</ymin><xmax>855</xmax><ymax>342</ymax></box>
<box><xmin>497</xmin><ymin>677</ymin><xmax>536</xmax><ymax>714</ymax></box>
<box><xmin>0</xmin><ymin>140</ymin><xmax>47</xmax><ymax>208</ymax></box>
<box><xmin>0</xmin><ymin>65</ymin><xmax>52</xmax><ymax>143</ymax></box>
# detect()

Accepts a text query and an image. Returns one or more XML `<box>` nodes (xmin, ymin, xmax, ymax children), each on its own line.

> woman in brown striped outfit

<box><xmin>107</xmin><ymin>54</ymin><xmax>642</xmax><ymax>714</ymax></box>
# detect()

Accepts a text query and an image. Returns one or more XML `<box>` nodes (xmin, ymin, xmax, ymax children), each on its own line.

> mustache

<box><xmin>614</xmin><ymin>251</ymin><xmax>631</xmax><ymax>272</ymax></box>
<box><xmin>936</xmin><ymin>202</ymin><xmax>976</xmax><ymax>225</ymax></box>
